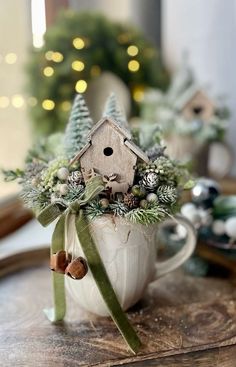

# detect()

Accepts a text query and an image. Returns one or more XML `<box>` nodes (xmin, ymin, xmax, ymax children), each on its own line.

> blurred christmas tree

<box><xmin>27</xmin><ymin>11</ymin><xmax>169</xmax><ymax>136</ymax></box>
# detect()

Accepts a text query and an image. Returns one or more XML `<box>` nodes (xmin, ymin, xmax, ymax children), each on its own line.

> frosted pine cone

<box><xmin>141</xmin><ymin>172</ymin><xmax>159</xmax><ymax>191</ymax></box>
<box><xmin>157</xmin><ymin>185</ymin><xmax>177</xmax><ymax>204</ymax></box>
<box><xmin>123</xmin><ymin>193</ymin><xmax>139</xmax><ymax>208</ymax></box>
<box><xmin>68</xmin><ymin>170</ymin><xmax>83</xmax><ymax>186</ymax></box>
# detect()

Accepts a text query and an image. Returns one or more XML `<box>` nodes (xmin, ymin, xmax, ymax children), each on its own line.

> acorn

<box><xmin>140</xmin><ymin>199</ymin><xmax>148</xmax><ymax>209</ymax></box>
<box><xmin>131</xmin><ymin>185</ymin><xmax>146</xmax><ymax>198</ymax></box>
<box><xmin>50</xmin><ymin>250</ymin><xmax>71</xmax><ymax>274</ymax></box>
<box><xmin>65</xmin><ymin>257</ymin><xmax>88</xmax><ymax>280</ymax></box>
<box><xmin>99</xmin><ymin>198</ymin><xmax>109</xmax><ymax>209</ymax></box>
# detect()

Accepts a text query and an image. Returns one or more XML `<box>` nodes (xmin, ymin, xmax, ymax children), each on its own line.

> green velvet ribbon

<box><xmin>37</xmin><ymin>176</ymin><xmax>141</xmax><ymax>354</ymax></box>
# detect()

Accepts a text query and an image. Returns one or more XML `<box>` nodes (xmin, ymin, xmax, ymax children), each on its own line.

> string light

<box><xmin>75</xmin><ymin>80</ymin><xmax>87</xmax><ymax>93</ymax></box>
<box><xmin>5</xmin><ymin>53</ymin><xmax>17</xmax><ymax>64</ymax></box>
<box><xmin>11</xmin><ymin>94</ymin><xmax>25</xmax><ymax>108</ymax></box>
<box><xmin>42</xmin><ymin>99</ymin><xmax>55</xmax><ymax>110</ymax></box>
<box><xmin>61</xmin><ymin>101</ymin><xmax>72</xmax><ymax>111</ymax></box>
<box><xmin>28</xmin><ymin>97</ymin><xmax>38</xmax><ymax>106</ymax></box>
<box><xmin>90</xmin><ymin>65</ymin><xmax>101</xmax><ymax>77</ymax></box>
<box><xmin>73</xmin><ymin>37</ymin><xmax>85</xmax><ymax>50</ymax></box>
<box><xmin>127</xmin><ymin>45</ymin><xmax>139</xmax><ymax>57</ymax></box>
<box><xmin>128</xmin><ymin>60</ymin><xmax>140</xmax><ymax>72</ymax></box>
<box><xmin>133</xmin><ymin>86</ymin><xmax>144</xmax><ymax>102</ymax></box>
<box><xmin>0</xmin><ymin>96</ymin><xmax>9</xmax><ymax>108</ymax></box>
<box><xmin>71</xmin><ymin>60</ymin><xmax>85</xmax><ymax>71</ymax></box>
<box><xmin>43</xmin><ymin>66</ymin><xmax>54</xmax><ymax>77</ymax></box>
<box><xmin>45</xmin><ymin>51</ymin><xmax>54</xmax><ymax>60</ymax></box>
<box><xmin>51</xmin><ymin>52</ymin><xmax>63</xmax><ymax>63</ymax></box>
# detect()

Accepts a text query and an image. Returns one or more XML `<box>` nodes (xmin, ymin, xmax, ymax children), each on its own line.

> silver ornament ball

<box><xmin>191</xmin><ymin>178</ymin><xmax>220</xmax><ymax>208</ymax></box>
<box><xmin>212</xmin><ymin>220</ymin><xmax>225</xmax><ymax>236</ymax></box>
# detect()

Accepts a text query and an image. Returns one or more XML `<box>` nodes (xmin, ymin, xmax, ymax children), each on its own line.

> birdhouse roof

<box><xmin>89</xmin><ymin>116</ymin><xmax>132</xmax><ymax>140</ymax></box>
<box><xmin>174</xmin><ymin>84</ymin><xmax>215</xmax><ymax>111</ymax></box>
<box><xmin>70</xmin><ymin>117</ymin><xmax>149</xmax><ymax>164</ymax></box>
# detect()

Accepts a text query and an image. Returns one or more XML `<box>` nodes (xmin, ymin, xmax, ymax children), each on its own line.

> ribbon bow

<box><xmin>37</xmin><ymin>175</ymin><xmax>141</xmax><ymax>354</ymax></box>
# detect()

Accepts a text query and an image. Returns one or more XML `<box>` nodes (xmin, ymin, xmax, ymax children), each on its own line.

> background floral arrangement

<box><xmin>3</xmin><ymin>94</ymin><xmax>193</xmax><ymax>225</ymax></box>
<box><xmin>27</xmin><ymin>11</ymin><xmax>169</xmax><ymax>136</ymax></box>
<box><xmin>139</xmin><ymin>62</ymin><xmax>229</xmax><ymax>144</ymax></box>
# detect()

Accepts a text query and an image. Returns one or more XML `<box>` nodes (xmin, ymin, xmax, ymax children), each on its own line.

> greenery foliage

<box><xmin>3</xmin><ymin>94</ymin><xmax>192</xmax><ymax>225</ymax></box>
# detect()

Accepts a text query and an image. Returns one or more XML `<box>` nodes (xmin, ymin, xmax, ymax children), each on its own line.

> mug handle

<box><xmin>152</xmin><ymin>214</ymin><xmax>197</xmax><ymax>280</ymax></box>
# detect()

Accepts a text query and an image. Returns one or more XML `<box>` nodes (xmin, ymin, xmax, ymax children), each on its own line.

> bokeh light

<box><xmin>71</xmin><ymin>60</ymin><xmax>85</xmax><ymax>71</ymax></box>
<box><xmin>75</xmin><ymin>80</ymin><xmax>87</xmax><ymax>93</ymax></box>
<box><xmin>51</xmin><ymin>52</ymin><xmax>63</xmax><ymax>63</ymax></box>
<box><xmin>128</xmin><ymin>60</ymin><xmax>140</xmax><ymax>72</ymax></box>
<box><xmin>5</xmin><ymin>53</ymin><xmax>17</xmax><ymax>64</ymax></box>
<box><xmin>11</xmin><ymin>95</ymin><xmax>25</xmax><ymax>108</ymax></box>
<box><xmin>42</xmin><ymin>99</ymin><xmax>55</xmax><ymax>110</ymax></box>
<box><xmin>43</xmin><ymin>66</ymin><xmax>54</xmax><ymax>77</ymax></box>
<box><xmin>61</xmin><ymin>101</ymin><xmax>72</xmax><ymax>111</ymax></box>
<box><xmin>73</xmin><ymin>37</ymin><xmax>85</xmax><ymax>50</ymax></box>
<box><xmin>127</xmin><ymin>45</ymin><xmax>139</xmax><ymax>57</ymax></box>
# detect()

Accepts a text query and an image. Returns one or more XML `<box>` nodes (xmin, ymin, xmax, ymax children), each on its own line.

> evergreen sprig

<box><xmin>85</xmin><ymin>200</ymin><xmax>106</xmax><ymax>220</ymax></box>
<box><xmin>125</xmin><ymin>205</ymin><xmax>167</xmax><ymax>225</ymax></box>
<box><xmin>2</xmin><ymin>168</ymin><xmax>24</xmax><ymax>182</ymax></box>
<box><xmin>21</xmin><ymin>185</ymin><xmax>50</xmax><ymax>211</ymax></box>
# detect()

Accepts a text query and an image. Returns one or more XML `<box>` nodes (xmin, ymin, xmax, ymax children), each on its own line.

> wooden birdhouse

<box><xmin>174</xmin><ymin>85</ymin><xmax>215</xmax><ymax>122</ymax></box>
<box><xmin>71</xmin><ymin>117</ymin><xmax>149</xmax><ymax>195</ymax></box>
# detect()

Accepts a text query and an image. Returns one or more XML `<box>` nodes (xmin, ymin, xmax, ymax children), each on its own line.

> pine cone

<box><xmin>157</xmin><ymin>185</ymin><xmax>177</xmax><ymax>204</ymax></box>
<box><xmin>68</xmin><ymin>170</ymin><xmax>83</xmax><ymax>186</ymax></box>
<box><xmin>123</xmin><ymin>193</ymin><xmax>139</xmax><ymax>208</ymax></box>
<box><xmin>141</xmin><ymin>172</ymin><xmax>159</xmax><ymax>191</ymax></box>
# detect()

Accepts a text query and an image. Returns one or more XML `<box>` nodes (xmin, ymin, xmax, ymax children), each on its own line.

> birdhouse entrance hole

<box><xmin>193</xmin><ymin>106</ymin><xmax>203</xmax><ymax>115</ymax></box>
<box><xmin>103</xmin><ymin>147</ymin><xmax>113</xmax><ymax>156</ymax></box>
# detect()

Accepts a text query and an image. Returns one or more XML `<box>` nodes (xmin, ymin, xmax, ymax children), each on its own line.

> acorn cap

<box><xmin>65</xmin><ymin>257</ymin><xmax>88</xmax><ymax>280</ymax></box>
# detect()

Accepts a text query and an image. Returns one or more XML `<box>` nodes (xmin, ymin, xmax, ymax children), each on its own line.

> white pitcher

<box><xmin>65</xmin><ymin>214</ymin><xmax>196</xmax><ymax>317</ymax></box>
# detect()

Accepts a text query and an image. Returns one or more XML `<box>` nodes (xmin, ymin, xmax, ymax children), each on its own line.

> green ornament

<box><xmin>131</xmin><ymin>185</ymin><xmax>146</xmax><ymax>198</ymax></box>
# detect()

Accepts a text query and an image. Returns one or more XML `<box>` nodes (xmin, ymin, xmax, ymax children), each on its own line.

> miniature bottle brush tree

<box><xmin>4</xmin><ymin>93</ymin><xmax>193</xmax><ymax>353</ymax></box>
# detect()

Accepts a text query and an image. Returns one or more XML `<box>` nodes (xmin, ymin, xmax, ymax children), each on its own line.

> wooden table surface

<box><xmin>1</xmin><ymin>261</ymin><xmax>236</xmax><ymax>367</ymax></box>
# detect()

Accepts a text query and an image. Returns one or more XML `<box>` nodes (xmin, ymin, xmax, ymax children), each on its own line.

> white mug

<box><xmin>65</xmin><ymin>214</ymin><xmax>196</xmax><ymax>316</ymax></box>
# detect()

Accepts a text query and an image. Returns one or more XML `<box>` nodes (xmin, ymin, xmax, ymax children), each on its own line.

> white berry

<box><xmin>57</xmin><ymin>167</ymin><xmax>69</xmax><ymax>181</ymax></box>
<box><xmin>225</xmin><ymin>217</ymin><xmax>236</xmax><ymax>238</ymax></box>
<box><xmin>146</xmin><ymin>193</ymin><xmax>158</xmax><ymax>202</ymax></box>
<box><xmin>59</xmin><ymin>183</ymin><xmax>68</xmax><ymax>196</ymax></box>
<box><xmin>212</xmin><ymin>220</ymin><xmax>225</xmax><ymax>236</ymax></box>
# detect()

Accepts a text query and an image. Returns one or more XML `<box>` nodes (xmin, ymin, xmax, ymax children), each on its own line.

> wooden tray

<box><xmin>1</xmin><ymin>243</ymin><xmax>236</xmax><ymax>367</ymax></box>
